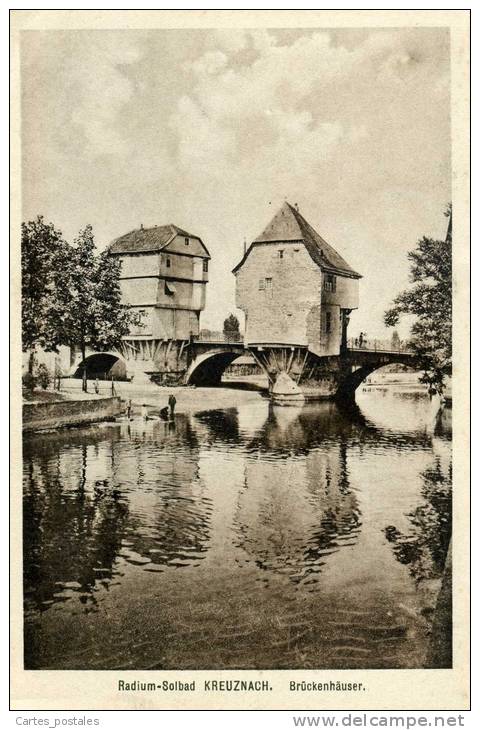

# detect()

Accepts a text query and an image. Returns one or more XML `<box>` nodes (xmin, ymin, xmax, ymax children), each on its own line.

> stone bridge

<box><xmin>247</xmin><ymin>340</ymin><xmax>417</xmax><ymax>401</ymax></box>
<box><xmin>68</xmin><ymin>337</ymin><xmax>245</xmax><ymax>387</ymax></box>
<box><xmin>70</xmin><ymin>337</ymin><xmax>416</xmax><ymax>400</ymax></box>
<box><xmin>338</xmin><ymin>345</ymin><xmax>417</xmax><ymax>399</ymax></box>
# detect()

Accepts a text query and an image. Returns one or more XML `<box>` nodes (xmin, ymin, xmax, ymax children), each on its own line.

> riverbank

<box><xmin>60</xmin><ymin>378</ymin><xmax>267</xmax><ymax>414</ymax></box>
<box><xmin>23</xmin><ymin>394</ymin><xmax>123</xmax><ymax>432</ymax></box>
<box><xmin>23</xmin><ymin>379</ymin><xmax>268</xmax><ymax>432</ymax></box>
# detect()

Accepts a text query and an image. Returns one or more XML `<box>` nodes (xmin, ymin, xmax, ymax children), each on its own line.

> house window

<box><xmin>265</xmin><ymin>277</ymin><xmax>273</xmax><ymax>289</ymax></box>
<box><xmin>185</xmin><ymin>237</ymin><xmax>189</xmax><ymax>246</ymax></box>
<box><xmin>166</xmin><ymin>256</ymin><xmax>171</xmax><ymax>268</ymax></box>
<box><xmin>325</xmin><ymin>311</ymin><xmax>332</xmax><ymax>334</ymax></box>
<box><xmin>278</xmin><ymin>249</ymin><xmax>284</xmax><ymax>259</ymax></box>
<box><xmin>324</xmin><ymin>274</ymin><xmax>336</xmax><ymax>292</ymax></box>
<box><xmin>259</xmin><ymin>279</ymin><xmax>265</xmax><ymax>290</ymax></box>
<box><xmin>203</xmin><ymin>260</ymin><xmax>208</xmax><ymax>272</ymax></box>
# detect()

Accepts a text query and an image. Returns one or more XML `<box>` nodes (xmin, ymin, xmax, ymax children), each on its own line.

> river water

<box><xmin>23</xmin><ymin>386</ymin><xmax>452</xmax><ymax>670</ymax></box>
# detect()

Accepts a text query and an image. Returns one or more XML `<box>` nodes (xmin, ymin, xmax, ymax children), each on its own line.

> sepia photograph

<box><xmin>10</xmin><ymin>9</ymin><xmax>470</xmax><ymax>712</ymax></box>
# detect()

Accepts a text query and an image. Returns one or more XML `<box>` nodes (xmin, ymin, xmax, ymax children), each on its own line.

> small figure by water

<box><xmin>94</xmin><ymin>377</ymin><xmax>99</xmax><ymax>394</ymax></box>
<box><xmin>159</xmin><ymin>406</ymin><xmax>169</xmax><ymax>421</ymax></box>
<box><xmin>126</xmin><ymin>399</ymin><xmax>132</xmax><ymax>420</ymax></box>
<box><xmin>168</xmin><ymin>394</ymin><xmax>177</xmax><ymax>419</ymax></box>
<box><xmin>141</xmin><ymin>404</ymin><xmax>148</xmax><ymax>420</ymax></box>
<box><xmin>358</xmin><ymin>332</ymin><xmax>364</xmax><ymax>348</ymax></box>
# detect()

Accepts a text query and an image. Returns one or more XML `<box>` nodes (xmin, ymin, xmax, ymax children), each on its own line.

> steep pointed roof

<box><xmin>233</xmin><ymin>202</ymin><xmax>361</xmax><ymax>278</ymax></box>
<box><xmin>108</xmin><ymin>224</ymin><xmax>210</xmax><ymax>257</ymax></box>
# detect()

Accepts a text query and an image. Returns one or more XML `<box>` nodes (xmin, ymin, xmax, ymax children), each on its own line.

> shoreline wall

<box><xmin>23</xmin><ymin>396</ymin><xmax>123</xmax><ymax>433</ymax></box>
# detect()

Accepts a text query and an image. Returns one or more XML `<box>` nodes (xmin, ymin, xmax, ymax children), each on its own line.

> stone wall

<box><xmin>321</xmin><ymin>272</ymin><xmax>359</xmax><ymax>310</ymax></box>
<box><xmin>235</xmin><ymin>243</ymin><xmax>322</xmax><ymax>348</ymax></box>
<box><xmin>23</xmin><ymin>396</ymin><xmax>123</xmax><ymax>433</ymax></box>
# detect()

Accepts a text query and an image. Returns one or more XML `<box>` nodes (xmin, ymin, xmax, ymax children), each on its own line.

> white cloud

<box><xmin>212</xmin><ymin>29</ymin><xmax>249</xmax><ymax>54</ymax></box>
<box><xmin>164</xmin><ymin>28</ymin><xmax>450</xmax><ymax>330</ymax></box>
<box><xmin>66</xmin><ymin>35</ymin><xmax>143</xmax><ymax>156</ymax></box>
<box><xmin>191</xmin><ymin>50</ymin><xmax>228</xmax><ymax>76</ymax></box>
<box><xmin>21</xmin><ymin>27</ymin><xmax>451</xmax><ymax>334</ymax></box>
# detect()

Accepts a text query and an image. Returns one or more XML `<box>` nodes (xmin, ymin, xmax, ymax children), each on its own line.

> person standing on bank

<box><xmin>168</xmin><ymin>394</ymin><xmax>177</xmax><ymax>419</ymax></box>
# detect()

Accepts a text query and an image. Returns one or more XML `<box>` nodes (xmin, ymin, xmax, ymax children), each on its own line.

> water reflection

<box><xmin>23</xmin><ymin>415</ymin><xmax>212</xmax><ymax>616</ymax></box>
<box><xmin>194</xmin><ymin>408</ymin><xmax>240</xmax><ymax>443</ymax></box>
<box><xmin>23</xmin><ymin>389</ymin><xmax>452</xmax><ymax>670</ymax></box>
<box><xmin>23</xmin><ymin>438</ymin><xmax>130</xmax><ymax>615</ymax></box>
<box><xmin>384</xmin><ymin>457</ymin><xmax>452</xmax><ymax>585</ymax></box>
<box><xmin>234</xmin><ymin>439</ymin><xmax>361</xmax><ymax>587</ymax></box>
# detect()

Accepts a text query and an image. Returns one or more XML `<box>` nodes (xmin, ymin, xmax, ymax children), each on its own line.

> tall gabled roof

<box><xmin>233</xmin><ymin>202</ymin><xmax>361</xmax><ymax>278</ymax></box>
<box><xmin>108</xmin><ymin>223</ymin><xmax>210</xmax><ymax>257</ymax></box>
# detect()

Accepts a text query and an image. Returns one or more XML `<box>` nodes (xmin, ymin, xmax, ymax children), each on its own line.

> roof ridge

<box><xmin>233</xmin><ymin>201</ymin><xmax>361</xmax><ymax>278</ymax></box>
<box><xmin>108</xmin><ymin>223</ymin><xmax>210</xmax><ymax>257</ymax></box>
<box><xmin>289</xmin><ymin>204</ymin><xmax>361</xmax><ymax>277</ymax></box>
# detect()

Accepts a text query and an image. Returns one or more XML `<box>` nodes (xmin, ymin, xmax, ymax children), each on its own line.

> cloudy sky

<box><xmin>21</xmin><ymin>26</ymin><xmax>451</xmax><ymax>337</ymax></box>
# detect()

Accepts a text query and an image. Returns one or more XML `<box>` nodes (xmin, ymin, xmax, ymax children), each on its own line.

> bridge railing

<box><xmin>347</xmin><ymin>337</ymin><xmax>413</xmax><ymax>355</ymax></box>
<box><xmin>193</xmin><ymin>331</ymin><xmax>244</xmax><ymax>344</ymax></box>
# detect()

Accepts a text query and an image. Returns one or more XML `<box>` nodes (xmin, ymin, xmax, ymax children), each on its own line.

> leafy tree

<box><xmin>57</xmin><ymin>225</ymin><xmax>98</xmax><ymax>381</ymax></box>
<box><xmin>21</xmin><ymin>216</ymin><xmax>70</xmax><ymax>371</ymax></box>
<box><xmin>36</xmin><ymin>363</ymin><xmax>51</xmax><ymax>390</ymax></box>
<box><xmin>22</xmin><ymin>218</ymin><xmax>143</xmax><ymax>390</ymax></box>
<box><xmin>384</xmin><ymin>208</ymin><xmax>452</xmax><ymax>393</ymax></box>
<box><xmin>94</xmin><ymin>250</ymin><xmax>142</xmax><ymax>351</ymax></box>
<box><xmin>60</xmin><ymin>225</ymin><xmax>143</xmax><ymax>390</ymax></box>
<box><xmin>223</xmin><ymin>313</ymin><xmax>240</xmax><ymax>340</ymax></box>
<box><xmin>22</xmin><ymin>371</ymin><xmax>36</xmax><ymax>393</ymax></box>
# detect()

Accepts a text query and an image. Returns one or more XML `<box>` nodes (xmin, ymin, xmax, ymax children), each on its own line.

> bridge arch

<box><xmin>71</xmin><ymin>351</ymin><xmax>127</xmax><ymax>380</ymax></box>
<box><xmin>336</xmin><ymin>359</ymin><xmax>418</xmax><ymax>400</ymax></box>
<box><xmin>185</xmin><ymin>349</ymin><xmax>243</xmax><ymax>386</ymax></box>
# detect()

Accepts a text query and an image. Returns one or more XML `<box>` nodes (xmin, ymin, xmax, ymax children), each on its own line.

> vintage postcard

<box><xmin>10</xmin><ymin>9</ymin><xmax>470</xmax><ymax>711</ymax></box>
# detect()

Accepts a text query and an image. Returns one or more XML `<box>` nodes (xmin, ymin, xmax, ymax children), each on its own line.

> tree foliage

<box><xmin>384</xmin><ymin>211</ymin><xmax>452</xmax><ymax>393</ymax></box>
<box><xmin>21</xmin><ymin>216</ymin><xmax>70</xmax><ymax>364</ymax></box>
<box><xmin>59</xmin><ymin>225</ymin><xmax>143</xmax><ymax>365</ymax></box>
<box><xmin>22</xmin><ymin>218</ymin><xmax>143</xmax><ymax>384</ymax></box>
<box><xmin>223</xmin><ymin>313</ymin><xmax>240</xmax><ymax>338</ymax></box>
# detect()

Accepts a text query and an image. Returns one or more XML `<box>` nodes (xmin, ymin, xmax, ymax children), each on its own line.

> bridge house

<box><xmin>104</xmin><ymin>223</ymin><xmax>210</xmax><ymax>381</ymax></box>
<box><xmin>233</xmin><ymin>202</ymin><xmax>362</xmax><ymax>358</ymax></box>
<box><xmin>109</xmin><ymin>223</ymin><xmax>210</xmax><ymax>340</ymax></box>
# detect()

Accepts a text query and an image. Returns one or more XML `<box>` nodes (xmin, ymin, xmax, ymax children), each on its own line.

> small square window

<box><xmin>278</xmin><ymin>250</ymin><xmax>284</xmax><ymax>259</ymax></box>
<box><xmin>185</xmin><ymin>237</ymin><xmax>189</xmax><ymax>246</ymax></box>
<box><xmin>203</xmin><ymin>260</ymin><xmax>208</xmax><ymax>272</ymax></box>
<box><xmin>166</xmin><ymin>257</ymin><xmax>171</xmax><ymax>268</ymax></box>
<box><xmin>259</xmin><ymin>279</ymin><xmax>265</xmax><ymax>290</ymax></box>
<box><xmin>265</xmin><ymin>277</ymin><xmax>273</xmax><ymax>289</ymax></box>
